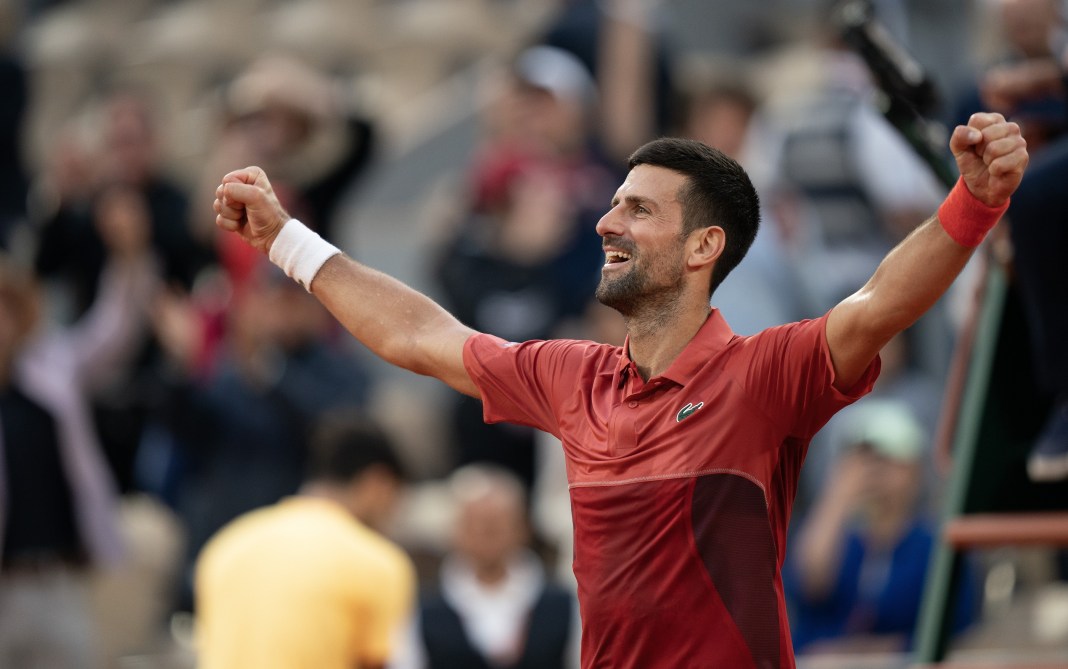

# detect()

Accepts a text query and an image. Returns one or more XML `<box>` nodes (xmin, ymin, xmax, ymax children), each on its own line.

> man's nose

<box><xmin>595</xmin><ymin>205</ymin><xmax>622</xmax><ymax>238</ymax></box>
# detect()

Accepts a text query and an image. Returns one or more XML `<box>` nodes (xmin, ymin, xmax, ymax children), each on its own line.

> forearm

<box><xmin>69</xmin><ymin>252</ymin><xmax>158</xmax><ymax>385</ymax></box>
<box><xmin>828</xmin><ymin>173</ymin><xmax>1010</xmax><ymax>388</ymax></box>
<box><xmin>216</xmin><ymin>172</ymin><xmax>482</xmax><ymax>397</ymax></box>
<box><xmin>850</xmin><ymin>217</ymin><xmax>972</xmax><ymax>341</ymax></box>
<box><xmin>827</xmin><ymin>218</ymin><xmax>972</xmax><ymax>388</ymax></box>
<box><xmin>310</xmin><ymin>254</ymin><xmax>480</xmax><ymax>396</ymax></box>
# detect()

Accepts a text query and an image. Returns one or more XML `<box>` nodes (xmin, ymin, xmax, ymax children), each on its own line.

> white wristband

<box><xmin>267</xmin><ymin>219</ymin><xmax>341</xmax><ymax>292</ymax></box>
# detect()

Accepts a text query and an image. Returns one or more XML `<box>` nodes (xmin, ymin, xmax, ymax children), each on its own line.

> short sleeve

<box><xmin>361</xmin><ymin>549</ymin><xmax>416</xmax><ymax>666</ymax></box>
<box><xmin>463</xmin><ymin>333</ymin><xmax>604</xmax><ymax>438</ymax></box>
<box><xmin>741</xmin><ymin>312</ymin><xmax>880</xmax><ymax>439</ymax></box>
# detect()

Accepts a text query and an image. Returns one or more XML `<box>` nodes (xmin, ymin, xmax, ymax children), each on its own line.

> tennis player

<box><xmin>213</xmin><ymin>112</ymin><xmax>1026</xmax><ymax>669</ymax></box>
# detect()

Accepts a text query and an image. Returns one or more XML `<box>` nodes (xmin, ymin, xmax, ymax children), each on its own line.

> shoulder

<box><xmin>465</xmin><ymin>333</ymin><xmax>621</xmax><ymax>372</ymax></box>
<box><xmin>718</xmin><ymin>316</ymin><xmax>824</xmax><ymax>364</ymax></box>
<box><xmin>338</xmin><ymin>532</ymin><xmax>415</xmax><ymax>612</ymax></box>
<box><xmin>201</xmin><ymin>502</ymin><xmax>286</xmax><ymax>547</ymax></box>
<box><xmin>195</xmin><ymin>505</ymin><xmax>282</xmax><ymax>577</ymax></box>
<box><xmin>467</xmin><ymin>333</ymin><xmax>617</xmax><ymax>355</ymax></box>
<box><xmin>336</xmin><ymin>522</ymin><xmax>415</xmax><ymax>582</ymax></box>
<box><xmin>747</xmin><ymin>314</ymin><xmax>828</xmax><ymax>342</ymax></box>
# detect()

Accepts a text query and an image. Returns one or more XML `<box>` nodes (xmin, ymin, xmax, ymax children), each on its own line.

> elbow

<box><xmin>376</xmin><ymin>327</ymin><xmax>441</xmax><ymax>378</ymax></box>
<box><xmin>843</xmin><ymin>286</ymin><xmax>917</xmax><ymax>346</ymax></box>
<box><xmin>377</xmin><ymin>336</ymin><xmax>423</xmax><ymax>376</ymax></box>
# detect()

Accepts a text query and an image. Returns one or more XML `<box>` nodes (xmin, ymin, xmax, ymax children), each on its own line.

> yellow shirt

<box><xmin>195</xmin><ymin>497</ymin><xmax>415</xmax><ymax>669</ymax></box>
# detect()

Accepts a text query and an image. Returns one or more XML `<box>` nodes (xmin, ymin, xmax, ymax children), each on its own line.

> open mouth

<box><xmin>604</xmin><ymin>250</ymin><xmax>632</xmax><ymax>267</ymax></box>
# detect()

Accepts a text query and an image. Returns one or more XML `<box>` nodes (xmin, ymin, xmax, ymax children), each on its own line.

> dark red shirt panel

<box><xmin>570</xmin><ymin>475</ymin><xmax>782</xmax><ymax>669</ymax></box>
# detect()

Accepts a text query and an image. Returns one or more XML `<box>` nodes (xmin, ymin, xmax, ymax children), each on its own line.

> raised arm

<box><xmin>826</xmin><ymin>112</ymin><xmax>1029</xmax><ymax>390</ymax></box>
<box><xmin>214</xmin><ymin>167</ymin><xmax>481</xmax><ymax>398</ymax></box>
<box><xmin>66</xmin><ymin>187</ymin><xmax>159</xmax><ymax>386</ymax></box>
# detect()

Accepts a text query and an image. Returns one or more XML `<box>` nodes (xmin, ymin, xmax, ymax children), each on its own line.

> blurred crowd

<box><xmin>0</xmin><ymin>0</ymin><xmax>1065</xmax><ymax>667</ymax></box>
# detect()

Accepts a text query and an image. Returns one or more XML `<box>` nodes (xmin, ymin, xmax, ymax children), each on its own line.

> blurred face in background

<box><xmin>270</xmin><ymin>279</ymin><xmax>331</xmax><ymax>350</ymax></box>
<box><xmin>868</xmin><ymin>451</ymin><xmax>921</xmax><ymax>510</ymax></box>
<box><xmin>684</xmin><ymin>90</ymin><xmax>755</xmax><ymax>161</ymax></box>
<box><xmin>0</xmin><ymin>296</ymin><xmax>20</xmax><ymax>374</ymax></box>
<box><xmin>0</xmin><ymin>266</ymin><xmax>41</xmax><ymax>377</ymax></box>
<box><xmin>93</xmin><ymin>182</ymin><xmax>152</xmax><ymax>251</ymax></box>
<box><xmin>232</xmin><ymin>105</ymin><xmax>313</xmax><ymax>166</ymax></box>
<box><xmin>845</xmin><ymin>445</ymin><xmax>922</xmax><ymax>524</ymax></box>
<box><xmin>227</xmin><ymin>282</ymin><xmax>282</xmax><ymax>362</ymax></box>
<box><xmin>222</xmin><ymin>54</ymin><xmax>334</xmax><ymax>171</ymax></box>
<box><xmin>452</xmin><ymin>485</ymin><xmax>529</xmax><ymax>573</ymax></box>
<box><xmin>517</xmin><ymin>83</ymin><xmax>588</xmax><ymax>156</ymax></box>
<box><xmin>998</xmin><ymin>0</ymin><xmax>1058</xmax><ymax>58</ymax></box>
<box><xmin>482</xmin><ymin>70</ymin><xmax>589</xmax><ymax>157</ymax></box>
<box><xmin>47</xmin><ymin>126</ymin><xmax>96</xmax><ymax>201</ymax></box>
<box><xmin>226</xmin><ymin>262</ymin><xmax>323</xmax><ymax>354</ymax></box>
<box><xmin>103</xmin><ymin>93</ymin><xmax>159</xmax><ymax>187</ymax></box>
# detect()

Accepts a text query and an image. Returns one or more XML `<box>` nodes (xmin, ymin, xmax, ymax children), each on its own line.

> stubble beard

<box><xmin>595</xmin><ymin>266</ymin><xmax>645</xmax><ymax>317</ymax></box>
<box><xmin>595</xmin><ymin>253</ymin><xmax>686</xmax><ymax>324</ymax></box>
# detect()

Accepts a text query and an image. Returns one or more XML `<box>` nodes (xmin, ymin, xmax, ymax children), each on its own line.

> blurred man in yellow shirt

<box><xmin>195</xmin><ymin>414</ymin><xmax>414</xmax><ymax>669</ymax></box>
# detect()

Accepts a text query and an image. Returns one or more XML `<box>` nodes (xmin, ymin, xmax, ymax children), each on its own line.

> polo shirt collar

<box><xmin>616</xmin><ymin>308</ymin><xmax>735</xmax><ymax>386</ymax></box>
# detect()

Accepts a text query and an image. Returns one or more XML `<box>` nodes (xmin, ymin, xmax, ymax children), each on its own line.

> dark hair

<box><xmin>628</xmin><ymin>138</ymin><xmax>760</xmax><ymax>295</ymax></box>
<box><xmin>305</xmin><ymin>412</ymin><xmax>405</xmax><ymax>484</ymax></box>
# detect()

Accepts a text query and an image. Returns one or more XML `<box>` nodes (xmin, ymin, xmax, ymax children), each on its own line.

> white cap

<box><xmin>514</xmin><ymin>45</ymin><xmax>597</xmax><ymax>107</ymax></box>
<box><xmin>839</xmin><ymin>399</ymin><xmax>926</xmax><ymax>462</ymax></box>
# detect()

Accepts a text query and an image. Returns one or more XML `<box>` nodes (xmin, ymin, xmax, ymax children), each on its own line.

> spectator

<box><xmin>797</xmin><ymin>329</ymin><xmax>946</xmax><ymax>517</ymax></box>
<box><xmin>392</xmin><ymin>465</ymin><xmax>579</xmax><ymax>669</ymax></box>
<box><xmin>153</xmin><ymin>261</ymin><xmax>372</xmax><ymax>612</ymax></box>
<box><xmin>0</xmin><ymin>190</ymin><xmax>158</xmax><ymax>669</ymax></box>
<box><xmin>33</xmin><ymin>88</ymin><xmax>214</xmax><ymax>493</ymax></box>
<box><xmin>677</xmin><ymin>75</ymin><xmax>759</xmax><ymax>164</ymax></box>
<box><xmin>201</xmin><ymin>54</ymin><xmax>377</xmax><ymax>289</ymax></box>
<box><xmin>195</xmin><ymin>413</ymin><xmax>414</xmax><ymax>669</ymax></box>
<box><xmin>35</xmin><ymin>87</ymin><xmax>211</xmax><ymax>318</ymax></box>
<box><xmin>538</xmin><ymin>0</ymin><xmax>675</xmax><ymax>163</ymax></box>
<box><xmin>29</xmin><ymin>118</ymin><xmax>104</xmax><ymax>322</ymax></box>
<box><xmin>784</xmin><ymin>400</ymin><xmax>977</xmax><ymax>654</ymax></box>
<box><xmin>955</xmin><ymin>0</ymin><xmax>1065</xmax><ymax>147</ymax></box>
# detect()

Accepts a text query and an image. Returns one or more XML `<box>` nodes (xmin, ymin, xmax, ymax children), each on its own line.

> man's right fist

<box><xmin>213</xmin><ymin>166</ymin><xmax>290</xmax><ymax>255</ymax></box>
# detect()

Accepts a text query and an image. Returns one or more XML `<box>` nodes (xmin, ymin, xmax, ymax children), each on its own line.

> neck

<box><xmin>474</xmin><ymin>562</ymin><xmax>509</xmax><ymax>587</ymax></box>
<box><xmin>624</xmin><ymin>296</ymin><xmax>711</xmax><ymax>381</ymax></box>
<box><xmin>301</xmin><ymin>482</ymin><xmax>363</xmax><ymax>522</ymax></box>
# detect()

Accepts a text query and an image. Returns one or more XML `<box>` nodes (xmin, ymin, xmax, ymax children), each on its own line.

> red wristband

<box><xmin>937</xmin><ymin>177</ymin><xmax>1009</xmax><ymax>248</ymax></box>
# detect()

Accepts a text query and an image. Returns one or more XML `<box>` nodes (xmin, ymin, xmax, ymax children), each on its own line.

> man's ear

<box><xmin>686</xmin><ymin>226</ymin><xmax>725</xmax><ymax>271</ymax></box>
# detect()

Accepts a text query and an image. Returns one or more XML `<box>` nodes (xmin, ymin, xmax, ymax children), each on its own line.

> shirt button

<box><xmin>628</xmin><ymin>401</ymin><xmax>639</xmax><ymax>408</ymax></box>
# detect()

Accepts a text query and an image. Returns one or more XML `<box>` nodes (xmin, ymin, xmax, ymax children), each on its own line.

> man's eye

<box><xmin>636</xmin><ymin>206</ymin><xmax>649</xmax><ymax>215</ymax></box>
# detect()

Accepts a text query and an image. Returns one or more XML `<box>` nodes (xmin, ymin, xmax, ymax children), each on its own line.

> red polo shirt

<box><xmin>463</xmin><ymin>309</ymin><xmax>879</xmax><ymax>669</ymax></box>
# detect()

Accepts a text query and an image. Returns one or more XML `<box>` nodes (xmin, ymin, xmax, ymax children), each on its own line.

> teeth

<box><xmin>606</xmin><ymin>251</ymin><xmax>632</xmax><ymax>263</ymax></box>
